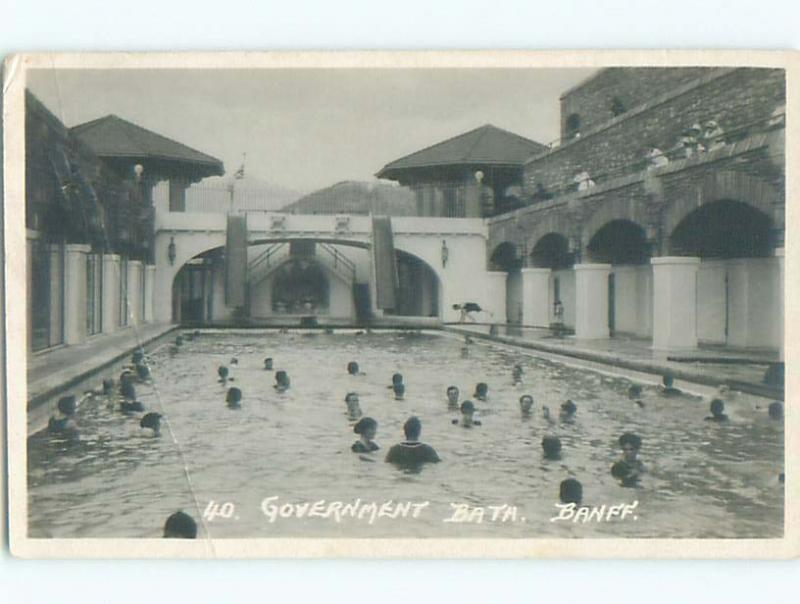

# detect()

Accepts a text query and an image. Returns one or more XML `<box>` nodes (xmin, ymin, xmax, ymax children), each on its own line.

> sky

<box><xmin>27</xmin><ymin>67</ymin><xmax>597</xmax><ymax>194</ymax></box>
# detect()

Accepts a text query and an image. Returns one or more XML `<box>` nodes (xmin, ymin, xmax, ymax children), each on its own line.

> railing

<box><xmin>318</xmin><ymin>242</ymin><xmax>357</xmax><ymax>282</ymax></box>
<box><xmin>248</xmin><ymin>242</ymin><xmax>288</xmax><ymax>284</ymax></box>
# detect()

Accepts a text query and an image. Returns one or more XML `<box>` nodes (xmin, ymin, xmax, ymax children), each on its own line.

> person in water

<box><xmin>345</xmin><ymin>392</ymin><xmax>363</xmax><ymax>420</ymax></box>
<box><xmin>542</xmin><ymin>435</ymin><xmax>562</xmax><ymax>460</ymax></box>
<box><xmin>132</xmin><ymin>350</ymin><xmax>144</xmax><ymax>365</ymax></box>
<box><xmin>218</xmin><ymin>365</ymin><xmax>230</xmax><ymax>383</ymax></box>
<box><xmin>393</xmin><ymin>383</ymin><xmax>405</xmax><ymax>401</ymax></box>
<box><xmin>351</xmin><ymin>417</ymin><xmax>379</xmax><ymax>453</ymax></box>
<box><xmin>560</xmin><ymin>399</ymin><xmax>577</xmax><ymax>421</ymax></box>
<box><xmin>512</xmin><ymin>364</ymin><xmax>524</xmax><ymax>385</ymax></box>
<box><xmin>559</xmin><ymin>479</ymin><xmax>583</xmax><ymax>505</ymax></box>
<box><xmin>628</xmin><ymin>384</ymin><xmax>645</xmax><ymax>408</ymax></box>
<box><xmin>611</xmin><ymin>461</ymin><xmax>640</xmax><ymax>487</ymax></box>
<box><xmin>274</xmin><ymin>371</ymin><xmax>291</xmax><ymax>392</ymax></box>
<box><xmin>519</xmin><ymin>394</ymin><xmax>534</xmax><ymax>417</ymax></box>
<box><xmin>768</xmin><ymin>401</ymin><xmax>784</xmax><ymax>421</ymax></box>
<box><xmin>452</xmin><ymin>400</ymin><xmax>481</xmax><ymax>427</ymax></box>
<box><xmin>263</xmin><ymin>357</ymin><xmax>274</xmax><ymax>371</ymax></box>
<box><xmin>347</xmin><ymin>361</ymin><xmax>363</xmax><ymax>376</ymax></box>
<box><xmin>474</xmin><ymin>382</ymin><xmax>489</xmax><ymax>402</ymax></box>
<box><xmin>388</xmin><ymin>373</ymin><xmax>404</xmax><ymax>389</ymax></box>
<box><xmin>446</xmin><ymin>386</ymin><xmax>460</xmax><ymax>409</ymax></box>
<box><xmin>140</xmin><ymin>412</ymin><xmax>162</xmax><ymax>436</ymax></box>
<box><xmin>618</xmin><ymin>432</ymin><xmax>645</xmax><ymax>479</ymax></box>
<box><xmin>120</xmin><ymin>381</ymin><xmax>137</xmax><ymax>402</ymax></box>
<box><xmin>660</xmin><ymin>374</ymin><xmax>682</xmax><ymax>397</ymax></box>
<box><xmin>230</xmin><ymin>357</ymin><xmax>238</xmax><ymax>365</ymax></box>
<box><xmin>120</xmin><ymin>395</ymin><xmax>145</xmax><ymax>414</ymax></box>
<box><xmin>705</xmin><ymin>398</ymin><xmax>729</xmax><ymax>422</ymax></box>
<box><xmin>163</xmin><ymin>511</ymin><xmax>197</xmax><ymax>539</ymax></box>
<box><xmin>226</xmin><ymin>387</ymin><xmax>243</xmax><ymax>409</ymax></box>
<box><xmin>175</xmin><ymin>335</ymin><xmax>184</xmax><ymax>347</ymax></box>
<box><xmin>48</xmin><ymin>395</ymin><xmax>80</xmax><ymax>440</ymax></box>
<box><xmin>135</xmin><ymin>362</ymin><xmax>151</xmax><ymax>382</ymax></box>
<box><xmin>385</xmin><ymin>416</ymin><xmax>440</xmax><ymax>467</ymax></box>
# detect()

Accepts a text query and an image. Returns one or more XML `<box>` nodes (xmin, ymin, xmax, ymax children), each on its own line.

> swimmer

<box><xmin>618</xmin><ymin>433</ymin><xmax>645</xmax><ymax>478</ymax></box>
<box><xmin>120</xmin><ymin>398</ymin><xmax>145</xmax><ymax>413</ymax></box>
<box><xmin>460</xmin><ymin>346</ymin><xmax>471</xmax><ymax>358</ymax></box>
<box><xmin>217</xmin><ymin>365</ymin><xmax>229</xmax><ymax>383</ymax></box>
<box><xmin>473</xmin><ymin>382</ymin><xmax>489</xmax><ymax>402</ymax></box>
<box><xmin>393</xmin><ymin>383</ymin><xmax>405</xmax><ymax>401</ymax></box>
<box><xmin>560</xmin><ymin>399</ymin><xmax>577</xmax><ymax>421</ymax></box>
<box><xmin>140</xmin><ymin>412</ymin><xmax>162</xmax><ymax>436</ymax></box>
<box><xmin>385</xmin><ymin>416</ymin><xmax>441</xmax><ymax>467</ymax></box>
<box><xmin>119</xmin><ymin>369</ymin><xmax>135</xmax><ymax>390</ymax></box>
<box><xmin>705</xmin><ymin>398</ymin><xmax>729</xmax><ymax>422</ymax></box>
<box><xmin>446</xmin><ymin>386</ymin><xmax>460</xmax><ymax>409</ymax></box>
<box><xmin>512</xmin><ymin>364</ymin><xmax>524</xmax><ymax>385</ymax></box>
<box><xmin>452</xmin><ymin>400</ymin><xmax>481</xmax><ymax>427</ymax></box>
<box><xmin>120</xmin><ymin>381</ymin><xmax>137</xmax><ymax>401</ymax></box>
<box><xmin>193</xmin><ymin>329</ymin><xmax>201</xmax><ymax>339</ymax></box>
<box><xmin>347</xmin><ymin>361</ymin><xmax>363</xmax><ymax>376</ymax></box>
<box><xmin>274</xmin><ymin>370</ymin><xmax>291</xmax><ymax>392</ymax></box>
<box><xmin>175</xmin><ymin>335</ymin><xmax>184</xmax><ymax>347</ymax></box>
<box><xmin>351</xmin><ymin>417</ymin><xmax>379</xmax><ymax>453</ymax></box>
<box><xmin>519</xmin><ymin>394</ymin><xmax>534</xmax><ymax>417</ymax></box>
<box><xmin>768</xmin><ymin>401</ymin><xmax>784</xmax><ymax>421</ymax></box>
<box><xmin>163</xmin><ymin>511</ymin><xmax>197</xmax><ymax>539</ymax></box>
<box><xmin>345</xmin><ymin>392</ymin><xmax>362</xmax><ymax>420</ymax></box>
<box><xmin>102</xmin><ymin>378</ymin><xmax>115</xmax><ymax>396</ymax></box>
<box><xmin>559</xmin><ymin>479</ymin><xmax>583</xmax><ymax>505</ymax></box>
<box><xmin>48</xmin><ymin>395</ymin><xmax>79</xmax><ymax>440</ymax></box>
<box><xmin>226</xmin><ymin>387</ymin><xmax>242</xmax><ymax>409</ymax></box>
<box><xmin>135</xmin><ymin>363</ymin><xmax>151</xmax><ymax>382</ymax></box>
<box><xmin>542</xmin><ymin>435</ymin><xmax>562</xmax><ymax>460</ymax></box>
<box><xmin>388</xmin><ymin>373</ymin><xmax>404</xmax><ymax>389</ymax></box>
<box><xmin>659</xmin><ymin>374</ymin><xmax>682</xmax><ymax>397</ymax></box>
<box><xmin>628</xmin><ymin>384</ymin><xmax>645</xmax><ymax>408</ymax></box>
<box><xmin>611</xmin><ymin>461</ymin><xmax>639</xmax><ymax>487</ymax></box>
<box><xmin>263</xmin><ymin>357</ymin><xmax>274</xmax><ymax>371</ymax></box>
<box><xmin>230</xmin><ymin>357</ymin><xmax>238</xmax><ymax>365</ymax></box>
<box><xmin>132</xmin><ymin>350</ymin><xmax>144</xmax><ymax>365</ymax></box>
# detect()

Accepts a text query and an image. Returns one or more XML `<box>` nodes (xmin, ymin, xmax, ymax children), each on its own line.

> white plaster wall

<box><xmin>612</xmin><ymin>265</ymin><xmax>652</xmax><ymax>337</ymax></box>
<box><xmin>697</xmin><ymin>261</ymin><xmax>726</xmax><ymax>345</ymax></box>
<box><xmin>506</xmin><ymin>270</ymin><xmax>523</xmax><ymax>324</ymax></box>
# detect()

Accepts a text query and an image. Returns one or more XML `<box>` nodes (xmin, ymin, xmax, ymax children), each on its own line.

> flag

<box><xmin>234</xmin><ymin>165</ymin><xmax>245</xmax><ymax>180</ymax></box>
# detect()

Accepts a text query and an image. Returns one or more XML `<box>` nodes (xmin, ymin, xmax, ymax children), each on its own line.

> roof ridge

<box><xmin>378</xmin><ymin>124</ymin><xmax>491</xmax><ymax>169</ymax></box>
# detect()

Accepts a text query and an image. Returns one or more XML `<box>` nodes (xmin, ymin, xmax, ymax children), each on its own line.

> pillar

<box><xmin>128</xmin><ymin>260</ymin><xmax>143</xmax><ymax>325</ymax></box>
<box><xmin>102</xmin><ymin>253</ymin><xmax>121</xmax><ymax>334</ymax></box>
<box><xmin>574</xmin><ymin>263</ymin><xmax>611</xmax><ymax>339</ymax></box>
<box><xmin>651</xmin><ymin>256</ymin><xmax>700</xmax><ymax>351</ymax></box>
<box><xmin>144</xmin><ymin>264</ymin><xmax>156</xmax><ymax>323</ymax></box>
<box><xmin>484</xmin><ymin>271</ymin><xmax>508</xmax><ymax>324</ymax></box>
<box><xmin>776</xmin><ymin>248</ymin><xmax>784</xmax><ymax>361</ymax></box>
<box><xmin>63</xmin><ymin>244</ymin><xmax>91</xmax><ymax>345</ymax></box>
<box><xmin>465</xmin><ymin>182</ymin><xmax>481</xmax><ymax>218</ymax></box>
<box><xmin>520</xmin><ymin>267</ymin><xmax>552</xmax><ymax>328</ymax></box>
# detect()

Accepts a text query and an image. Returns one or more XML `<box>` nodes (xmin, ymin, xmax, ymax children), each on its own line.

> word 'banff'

<box><xmin>260</xmin><ymin>496</ymin><xmax>430</xmax><ymax>524</ymax></box>
<box><xmin>550</xmin><ymin>501</ymin><xmax>639</xmax><ymax>523</ymax></box>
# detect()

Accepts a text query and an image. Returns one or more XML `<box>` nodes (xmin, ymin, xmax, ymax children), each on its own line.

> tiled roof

<box><xmin>71</xmin><ymin>114</ymin><xmax>224</xmax><ymax>175</ymax></box>
<box><xmin>376</xmin><ymin>124</ymin><xmax>547</xmax><ymax>178</ymax></box>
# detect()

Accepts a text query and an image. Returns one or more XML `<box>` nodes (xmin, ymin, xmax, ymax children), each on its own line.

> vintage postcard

<box><xmin>2</xmin><ymin>51</ymin><xmax>797</xmax><ymax>558</ymax></box>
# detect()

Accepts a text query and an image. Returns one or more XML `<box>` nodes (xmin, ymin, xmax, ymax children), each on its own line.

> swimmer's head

<box><xmin>710</xmin><ymin>398</ymin><xmax>726</xmax><ymax>417</ymax></box>
<box><xmin>175</xmin><ymin>335</ymin><xmax>183</xmax><ymax>347</ymax></box>
<box><xmin>275</xmin><ymin>370</ymin><xmax>289</xmax><ymax>386</ymax></box>
<box><xmin>391</xmin><ymin>373</ymin><xmax>404</xmax><ymax>386</ymax></box>
<box><xmin>559</xmin><ymin>479</ymin><xmax>583</xmax><ymax>505</ymax></box>
<box><xmin>460</xmin><ymin>400</ymin><xmax>476</xmax><ymax>416</ymax></box>
<box><xmin>345</xmin><ymin>392</ymin><xmax>361</xmax><ymax>418</ymax></box>
<box><xmin>769</xmin><ymin>401</ymin><xmax>784</xmax><ymax>421</ymax></box>
<box><xmin>163</xmin><ymin>511</ymin><xmax>197</xmax><ymax>539</ymax></box>
<box><xmin>121</xmin><ymin>382</ymin><xmax>137</xmax><ymax>401</ymax></box>
<box><xmin>446</xmin><ymin>386</ymin><xmax>460</xmax><ymax>404</ymax></box>
<box><xmin>120</xmin><ymin>370</ymin><xmax>134</xmax><ymax>387</ymax></box>
<box><xmin>560</xmin><ymin>400</ymin><xmax>577</xmax><ymax>417</ymax></box>
<box><xmin>347</xmin><ymin>361</ymin><xmax>360</xmax><ymax>375</ymax></box>
<box><xmin>57</xmin><ymin>395</ymin><xmax>77</xmax><ymax>417</ymax></box>
<box><xmin>403</xmin><ymin>416</ymin><xmax>422</xmax><ymax>441</ymax></box>
<box><xmin>628</xmin><ymin>384</ymin><xmax>643</xmax><ymax>399</ymax></box>
<box><xmin>218</xmin><ymin>365</ymin><xmax>229</xmax><ymax>380</ymax></box>
<box><xmin>513</xmin><ymin>365</ymin><xmax>523</xmax><ymax>379</ymax></box>
<box><xmin>230</xmin><ymin>357</ymin><xmax>238</xmax><ymax>365</ymax></box>
<box><xmin>393</xmin><ymin>383</ymin><xmax>405</xmax><ymax>400</ymax></box>
<box><xmin>662</xmin><ymin>374</ymin><xmax>674</xmax><ymax>388</ymax></box>
<box><xmin>140</xmin><ymin>412</ymin><xmax>162</xmax><ymax>434</ymax></box>
<box><xmin>619</xmin><ymin>432</ymin><xmax>642</xmax><ymax>462</ymax></box>
<box><xmin>353</xmin><ymin>417</ymin><xmax>377</xmax><ymax>440</ymax></box>
<box><xmin>542</xmin><ymin>436</ymin><xmax>562</xmax><ymax>460</ymax></box>
<box><xmin>226</xmin><ymin>387</ymin><xmax>242</xmax><ymax>406</ymax></box>
<box><xmin>519</xmin><ymin>394</ymin><xmax>534</xmax><ymax>414</ymax></box>
<box><xmin>474</xmin><ymin>382</ymin><xmax>488</xmax><ymax>399</ymax></box>
<box><xmin>263</xmin><ymin>357</ymin><xmax>274</xmax><ymax>370</ymax></box>
<box><xmin>135</xmin><ymin>363</ymin><xmax>150</xmax><ymax>380</ymax></box>
<box><xmin>102</xmin><ymin>378</ymin><xmax>114</xmax><ymax>395</ymax></box>
<box><xmin>132</xmin><ymin>350</ymin><xmax>144</xmax><ymax>364</ymax></box>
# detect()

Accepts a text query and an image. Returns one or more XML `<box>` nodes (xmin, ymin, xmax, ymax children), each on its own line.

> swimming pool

<box><xmin>27</xmin><ymin>330</ymin><xmax>784</xmax><ymax>539</ymax></box>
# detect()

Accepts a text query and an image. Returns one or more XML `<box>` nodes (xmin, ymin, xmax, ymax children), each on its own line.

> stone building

<box><xmin>488</xmin><ymin>67</ymin><xmax>785</xmax><ymax>354</ymax></box>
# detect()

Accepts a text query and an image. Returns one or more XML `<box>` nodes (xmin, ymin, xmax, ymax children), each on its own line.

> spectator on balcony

<box><xmin>678</xmin><ymin>124</ymin><xmax>706</xmax><ymax>158</ymax></box>
<box><xmin>702</xmin><ymin>119</ymin><xmax>726</xmax><ymax>151</ymax></box>
<box><xmin>645</xmin><ymin>146</ymin><xmax>669</xmax><ymax>170</ymax></box>
<box><xmin>531</xmin><ymin>182</ymin><xmax>553</xmax><ymax>203</ymax></box>
<box><xmin>573</xmin><ymin>171</ymin><xmax>596</xmax><ymax>192</ymax></box>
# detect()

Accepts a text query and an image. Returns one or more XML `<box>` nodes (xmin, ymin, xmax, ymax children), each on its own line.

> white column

<box><xmin>128</xmin><ymin>260</ymin><xmax>143</xmax><ymax>326</ymax></box>
<box><xmin>776</xmin><ymin>248</ymin><xmax>784</xmax><ymax>362</ymax></box>
<box><xmin>520</xmin><ymin>267</ymin><xmax>552</xmax><ymax>327</ymax></box>
<box><xmin>102</xmin><ymin>253</ymin><xmax>121</xmax><ymax>334</ymax></box>
<box><xmin>63</xmin><ymin>244</ymin><xmax>91</xmax><ymax>345</ymax></box>
<box><xmin>144</xmin><ymin>265</ymin><xmax>156</xmax><ymax>323</ymax></box>
<box><xmin>651</xmin><ymin>256</ymin><xmax>700</xmax><ymax>351</ymax></box>
<box><xmin>574</xmin><ymin>263</ymin><xmax>611</xmax><ymax>339</ymax></box>
<box><xmin>484</xmin><ymin>270</ymin><xmax>508</xmax><ymax>324</ymax></box>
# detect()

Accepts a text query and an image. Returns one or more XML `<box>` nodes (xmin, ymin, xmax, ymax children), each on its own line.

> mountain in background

<box><xmin>281</xmin><ymin>180</ymin><xmax>416</xmax><ymax>216</ymax></box>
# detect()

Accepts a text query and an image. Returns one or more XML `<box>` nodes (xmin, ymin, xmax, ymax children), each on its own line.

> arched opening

<box><xmin>269</xmin><ymin>257</ymin><xmax>330</xmax><ymax>315</ymax></box>
<box><xmin>670</xmin><ymin>199</ymin><xmax>778</xmax><ymax>349</ymax></box>
<box><xmin>529</xmin><ymin>233</ymin><xmax>575</xmax><ymax>330</ymax></box>
<box><xmin>565</xmin><ymin>113</ymin><xmax>581</xmax><ymax>140</ymax></box>
<box><xmin>388</xmin><ymin>250</ymin><xmax>440</xmax><ymax>318</ymax></box>
<box><xmin>171</xmin><ymin>247</ymin><xmax>223</xmax><ymax>324</ymax></box>
<box><xmin>489</xmin><ymin>242</ymin><xmax>521</xmax><ymax>272</ymax></box>
<box><xmin>530</xmin><ymin>233</ymin><xmax>573</xmax><ymax>269</ymax></box>
<box><xmin>586</xmin><ymin>220</ymin><xmax>651</xmax><ymax>338</ymax></box>
<box><xmin>489</xmin><ymin>242</ymin><xmax>522</xmax><ymax>324</ymax></box>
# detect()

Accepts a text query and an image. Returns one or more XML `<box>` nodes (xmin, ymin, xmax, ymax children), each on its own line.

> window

<box><xmin>565</xmin><ymin>113</ymin><xmax>581</xmax><ymax>140</ymax></box>
<box><xmin>610</xmin><ymin>96</ymin><xmax>626</xmax><ymax>117</ymax></box>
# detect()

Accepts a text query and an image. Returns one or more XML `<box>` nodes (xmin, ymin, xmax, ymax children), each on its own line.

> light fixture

<box><xmin>441</xmin><ymin>239</ymin><xmax>449</xmax><ymax>268</ymax></box>
<box><xmin>168</xmin><ymin>236</ymin><xmax>177</xmax><ymax>265</ymax></box>
<box><xmin>134</xmin><ymin>164</ymin><xmax>144</xmax><ymax>182</ymax></box>
<box><xmin>474</xmin><ymin>170</ymin><xmax>484</xmax><ymax>184</ymax></box>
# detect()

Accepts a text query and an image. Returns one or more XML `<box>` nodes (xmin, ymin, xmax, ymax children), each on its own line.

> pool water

<box><xmin>28</xmin><ymin>331</ymin><xmax>784</xmax><ymax>539</ymax></box>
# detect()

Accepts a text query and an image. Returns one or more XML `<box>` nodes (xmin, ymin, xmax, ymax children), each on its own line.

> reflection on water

<box><xmin>28</xmin><ymin>331</ymin><xmax>783</xmax><ymax>538</ymax></box>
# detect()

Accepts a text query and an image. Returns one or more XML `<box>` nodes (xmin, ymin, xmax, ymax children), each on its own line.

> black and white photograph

<box><xmin>3</xmin><ymin>51</ymin><xmax>796</xmax><ymax>558</ymax></box>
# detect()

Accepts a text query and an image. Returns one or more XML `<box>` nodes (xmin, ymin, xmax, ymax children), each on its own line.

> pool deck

<box><xmin>446</xmin><ymin>324</ymin><xmax>782</xmax><ymax>400</ymax></box>
<box><xmin>27</xmin><ymin>322</ymin><xmax>177</xmax><ymax>410</ymax></box>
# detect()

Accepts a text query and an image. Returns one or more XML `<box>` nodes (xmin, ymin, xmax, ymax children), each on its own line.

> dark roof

<box><xmin>376</xmin><ymin>124</ymin><xmax>547</xmax><ymax>179</ymax></box>
<box><xmin>71</xmin><ymin>114</ymin><xmax>224</xmax><ymax>176</ymax></box>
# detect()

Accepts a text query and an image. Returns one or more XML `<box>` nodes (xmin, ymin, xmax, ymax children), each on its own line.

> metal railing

<box><xmin>248</xmin><ymin>242</ymin><xmax>288</xmax><ymax>283</ymax></box>
<box><xmin>318</xmin><ymin>242</ymin><xmax>357</xmax><ymax>282</ymax></box>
